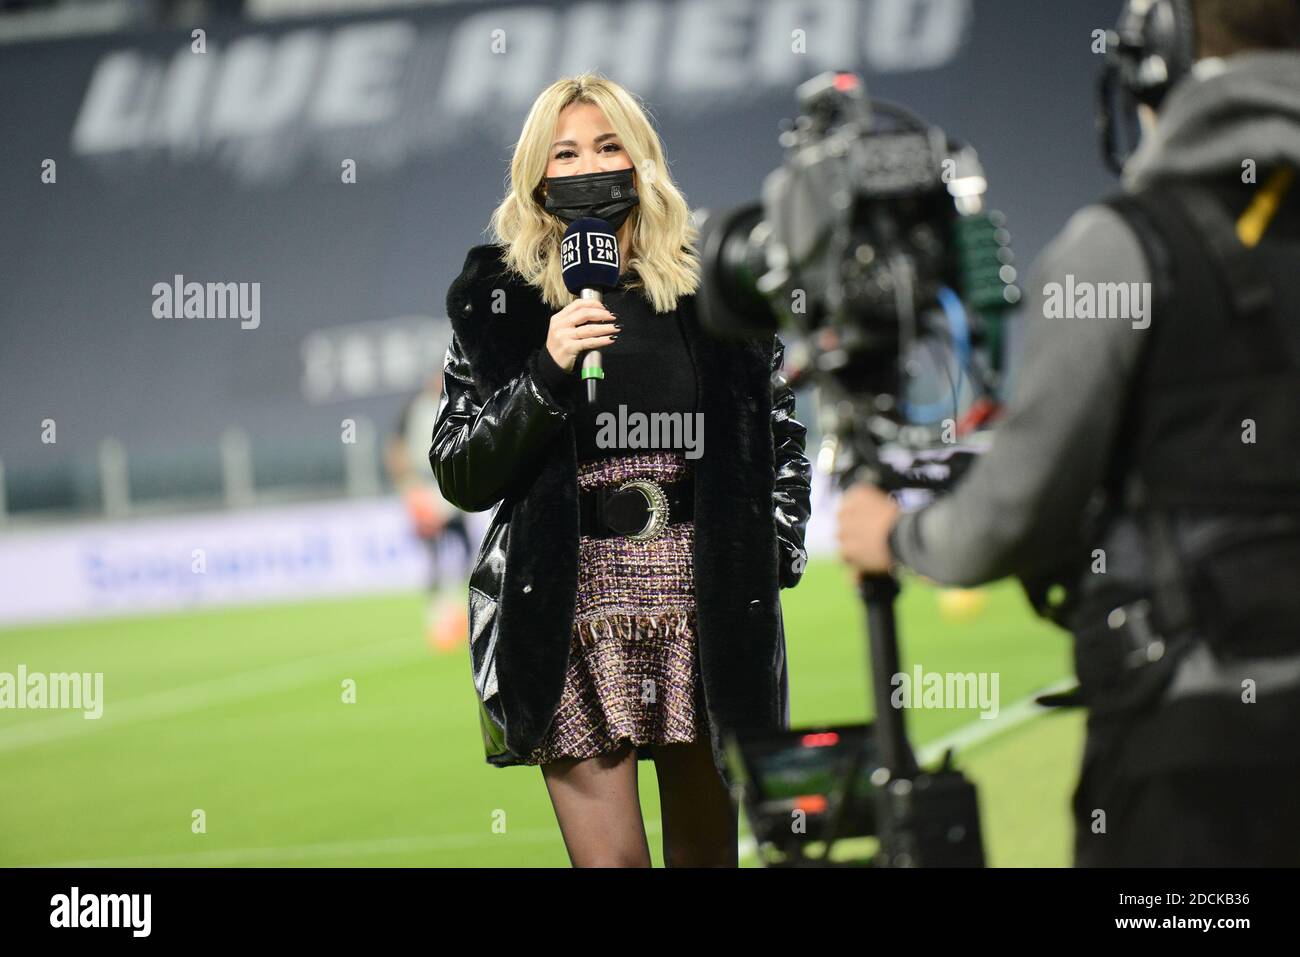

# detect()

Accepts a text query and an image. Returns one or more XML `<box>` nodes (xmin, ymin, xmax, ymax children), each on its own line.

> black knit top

<box><xmin>534</xmin><ymin>269</ymin><xmax>699</xmax><ymax>462</ymax></box>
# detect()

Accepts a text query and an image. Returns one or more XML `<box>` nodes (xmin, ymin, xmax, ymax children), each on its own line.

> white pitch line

<box><xmin>916</xmin><ymin>677</ymin><xmax>1076</xmax><ymax>766</ymax></box>
<box><xmin>9</xmin><ymin>678</ymin><xmax>1071</xmax><ymax>867</ymax></box>
<box><xmin>0</xmin><ymin>638</ymin><xmax>424</xmax><ymax>753</ymax></box>
<box><xmin>26</xmin><ymin>822</ymin><xmax>666</xmax><ymax>869</ymax></box>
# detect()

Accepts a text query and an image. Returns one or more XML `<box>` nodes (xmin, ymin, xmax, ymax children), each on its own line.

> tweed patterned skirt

<box><xmin>525</xmin><ymin>451</ymin><xmax>708</xmax><ymax>765</ymax></box>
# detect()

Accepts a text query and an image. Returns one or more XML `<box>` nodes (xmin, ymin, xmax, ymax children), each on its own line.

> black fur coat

<box><xmin>432</xmin><ymin>244</ymin><xmax>812</xmax><ymax>781</ymax></box>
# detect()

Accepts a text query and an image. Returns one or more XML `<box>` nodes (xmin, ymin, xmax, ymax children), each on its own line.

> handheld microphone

<box><xmin>559</xmin><ymin>216</ymin><xmax>621</xmax><ymax>405</ymax></box>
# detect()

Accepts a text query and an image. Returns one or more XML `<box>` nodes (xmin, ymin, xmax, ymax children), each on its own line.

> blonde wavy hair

<box><xmin>487</xmin><ymin>73</ymin><xmax>701</xmax><ymax>315</ymax></box>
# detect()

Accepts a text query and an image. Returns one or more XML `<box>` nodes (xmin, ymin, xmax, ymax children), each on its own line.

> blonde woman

<box><xmin>432</xmin><ymin>73</ymin><xmax>811</xmax><ymax>867</ymax></box>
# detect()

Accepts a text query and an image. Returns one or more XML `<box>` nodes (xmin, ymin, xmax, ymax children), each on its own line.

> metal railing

<box><xmin>0</xmin><ymin>414</ymin><xmax>388</xmax><ymax>527</ymax></box>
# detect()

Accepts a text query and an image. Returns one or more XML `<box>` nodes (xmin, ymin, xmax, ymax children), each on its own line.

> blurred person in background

<box><xmin>431</xmin><ymin>73</ymin><xmax>811</xmax><ymax>867</ymax></box>
<box><xmin>385</xmin><ymin>372</ymin><xmax>471</xmax><ymax>653</ymax></box>
<box><xmin>837</xmin><ymin>0</ymin><xmax>1300</xmax><ymax>866</ymax></box>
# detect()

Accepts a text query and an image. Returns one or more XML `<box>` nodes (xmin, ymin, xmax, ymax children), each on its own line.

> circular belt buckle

<box><xmin>617</xmin><ymin>479</ymin><xmax>669</xmax><ymax>541</ymax></box>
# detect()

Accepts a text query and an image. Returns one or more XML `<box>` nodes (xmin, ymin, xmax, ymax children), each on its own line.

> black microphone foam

<box><xmin>560</xmin><ymin>216</ymin><xmax>621</xmax><ymax>294</ymax></box>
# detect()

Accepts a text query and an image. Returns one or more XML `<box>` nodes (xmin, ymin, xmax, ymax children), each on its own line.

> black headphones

<box><xmin>1098</xmin><ymin>0</ymin><xmax>1199</xmax><ymax>173</ymax></box>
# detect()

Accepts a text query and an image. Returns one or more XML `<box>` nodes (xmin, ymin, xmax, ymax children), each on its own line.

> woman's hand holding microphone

<box><xmin>545</xmin><ymin>300</ymin><xmax>620</xmax><ymax>373</ymax></box>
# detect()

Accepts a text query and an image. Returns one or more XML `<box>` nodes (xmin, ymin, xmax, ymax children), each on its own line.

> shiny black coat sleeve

<box><xmin>771</xmin><ymin>335</ymin><xmax>812</xmax><ymax>588</ymax></box>
<box><xmin>429</xmin><ymin>336</ymin><xmax>569</xmax><ymax>512</ymax></box>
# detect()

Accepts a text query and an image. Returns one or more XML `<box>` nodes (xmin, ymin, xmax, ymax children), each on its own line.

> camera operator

<box><xmin>837</xmin><ymin>0</ymin><xmax>1300</xmax><ymax>866</ymax></box>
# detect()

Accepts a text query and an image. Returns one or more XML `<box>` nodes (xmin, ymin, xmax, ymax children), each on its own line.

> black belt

<box><xmin>579</xmin><ymin>477</ymin><xmax>694</xmax><ymax>541</ymax></box>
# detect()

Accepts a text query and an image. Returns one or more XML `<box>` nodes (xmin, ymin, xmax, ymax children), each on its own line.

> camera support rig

<box><xmin>698</xmin><ymin>70</ymin><xmax>1019</xmax><ymax>867</ymax></box>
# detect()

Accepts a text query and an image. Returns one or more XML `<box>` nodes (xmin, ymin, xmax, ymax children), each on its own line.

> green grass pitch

<box><xmin>0</xmin><ymin>560</ymin><xmax>1083</xmax><ymax>867</ymax></box>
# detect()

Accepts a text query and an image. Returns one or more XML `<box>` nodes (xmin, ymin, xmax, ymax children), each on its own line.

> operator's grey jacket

<box><xmin>890</xmin><ymin>51</ymin><xmax>1300</xmax><ymax>706</ymax></box>
<box><xmin>430</xmin><ymin>243</ymin><xmax>812</xmax><ymax>777</ymax></box>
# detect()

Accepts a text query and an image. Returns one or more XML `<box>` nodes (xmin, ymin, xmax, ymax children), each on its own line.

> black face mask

<box><xmin>542</xmin><ymin>167</ymin><xmax>640</xmax><ymax>230</ymax></box>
